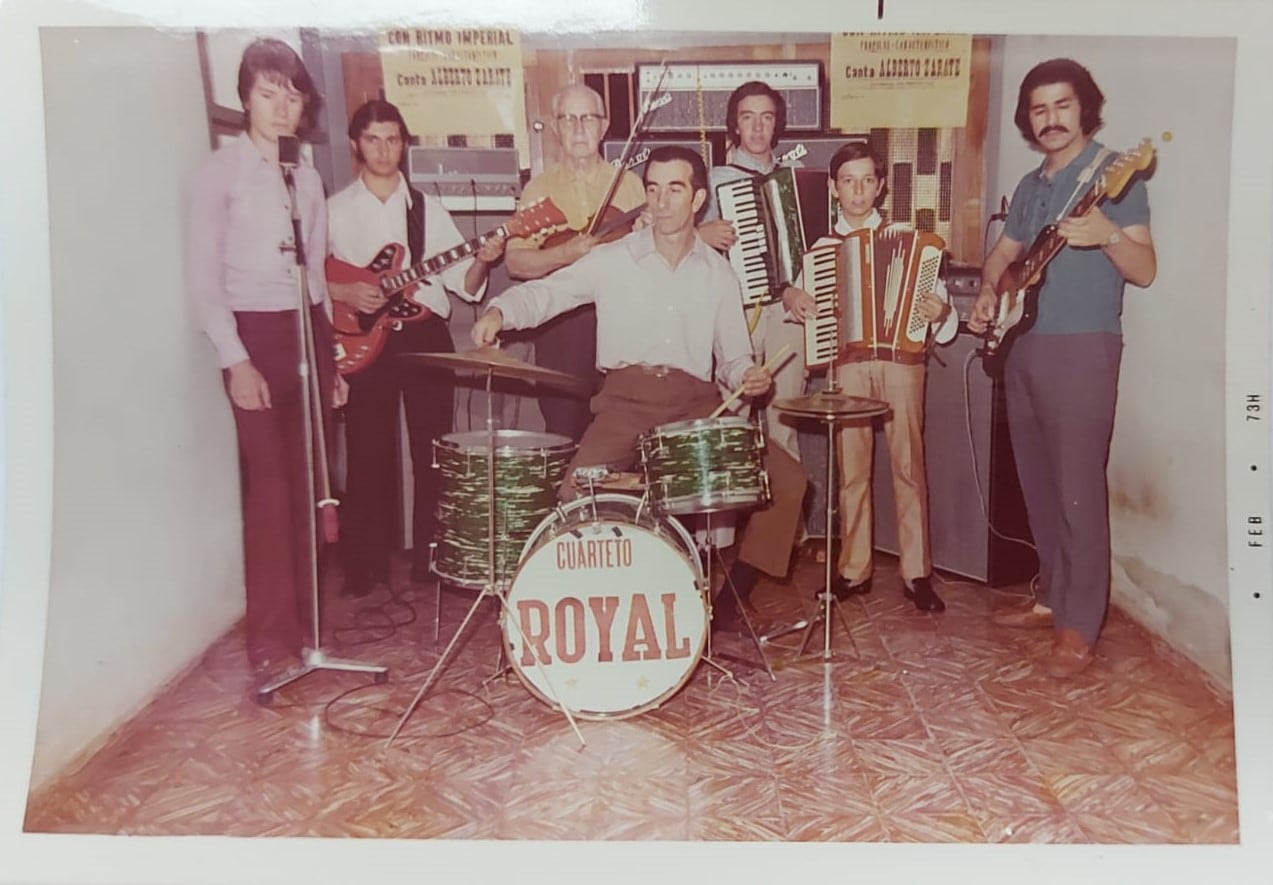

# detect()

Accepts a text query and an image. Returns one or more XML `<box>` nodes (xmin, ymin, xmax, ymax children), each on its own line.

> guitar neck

<box><xmin>389</xmin><ymin>225</ymin><xmax>508</xmax><ymax>293</ymax></box>
<box><xmin>1011</xmin><ymin>178</ymin><xmax>1111</xmax><ymax>290</ymax></box>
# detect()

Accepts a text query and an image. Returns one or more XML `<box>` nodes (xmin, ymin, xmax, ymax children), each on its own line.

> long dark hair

<box><xmin>347</xmin><ymin>99</ymin><xmax>411</xmax><ymax>171</ymax></box>
<box><xmin>1014</xmin><ymin>58</ymin><xmax>1104</xmax><ymax>145</ymax></box>
<box><xmin>236</xmin><ymin>38</ymin><xmax>322</xmax><ymax>136</ymax></box>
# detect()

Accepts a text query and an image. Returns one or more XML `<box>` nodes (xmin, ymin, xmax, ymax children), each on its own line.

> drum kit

<box><xmin>383</xmin><ymin>347</ymin><xmax>887</xmax><ymax>746</ymax></box>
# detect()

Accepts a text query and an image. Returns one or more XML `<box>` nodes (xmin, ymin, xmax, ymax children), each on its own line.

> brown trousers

<box><xmin>834</xmin><ymin>359</ymin><xmax>930</xmax><ymax>583</ymax></box>
<box><xmin>566</xmin><ymin>365</ymin><xmax>805</xmax><ymax>580</ymax></box>
<box><xmin>227</xmin><ymin>307</ymin><xmax>336</xmax><ymax>665</ymax></box>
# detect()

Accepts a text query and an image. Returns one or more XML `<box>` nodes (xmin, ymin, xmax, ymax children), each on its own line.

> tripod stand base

<box><xmin>255</xmin><ymin>647</ymin><xmax>389</xmax><ymax>705</ymax></box>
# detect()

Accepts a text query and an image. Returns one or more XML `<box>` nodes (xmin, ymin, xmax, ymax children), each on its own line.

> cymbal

<box><xmin>400</xmin><ymin>347</ymin><xmax>587</xmax><ymax>395</ymax></box>
<box><xmin>772</xmin><ymin>391</ymin><xmax>891</xmax><ymax>419</ymax></box>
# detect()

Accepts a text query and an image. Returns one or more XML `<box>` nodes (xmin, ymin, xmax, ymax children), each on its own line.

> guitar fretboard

<box><xmin>380</xmin><ymin>225</ymin><xmax>510</xmax><ymax>294</ymax></box>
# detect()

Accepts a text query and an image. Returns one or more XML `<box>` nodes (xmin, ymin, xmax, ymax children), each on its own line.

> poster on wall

<box><xmin>829</xmin><ymin>32</ymin><xmax>972</xmax><ymax>129</ymax></box>
<box><xmin>380</xmin><ymin>26</ymin><xmax>530</xmax><ymax>167</ymax></box>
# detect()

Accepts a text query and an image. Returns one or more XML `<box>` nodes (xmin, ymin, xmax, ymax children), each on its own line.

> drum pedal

<box><xmin>758</xmin><ymin>618</ymin><xmax>809</xmax><ymax>644</ymax></box>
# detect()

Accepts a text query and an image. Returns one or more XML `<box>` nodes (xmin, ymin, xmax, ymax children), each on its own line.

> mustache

<box><xmin>1039</xmin><ymin>125</ymin><xmax>1069</xmax><ymax>136</ymax></box>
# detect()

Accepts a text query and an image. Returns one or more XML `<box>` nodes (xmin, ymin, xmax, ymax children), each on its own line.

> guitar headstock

<box><xmin>1101</xmin><ymin>139</ymin><xmax>1155</xmax><ymax>199</ymax></box>
<box><xmin>507</xmin><ymin>197</ymin><xmax>570</xmax><ymax>239</ymax></box>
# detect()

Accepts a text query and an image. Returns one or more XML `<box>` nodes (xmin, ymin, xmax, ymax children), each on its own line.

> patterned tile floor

<box><xmin>24</xmin><ymin>547</ymin><xmax>1238</xmax><ymax>843</ymax></box>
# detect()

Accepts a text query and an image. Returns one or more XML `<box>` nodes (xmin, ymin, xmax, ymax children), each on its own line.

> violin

<box><xmin>541</xmin><ymin>204</ymin><xmax>644</xmax><ymax>249</ymax></box>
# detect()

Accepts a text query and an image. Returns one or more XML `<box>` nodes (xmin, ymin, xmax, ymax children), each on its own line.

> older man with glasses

<box><xmin>504</xmin><ymin>83</ymin><xmax>646</xmax><ymax>441</ymax></box>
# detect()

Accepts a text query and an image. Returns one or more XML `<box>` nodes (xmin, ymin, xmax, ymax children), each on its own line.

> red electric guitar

<box><xmin>326</xmin><ymin>196</ymin><xmax>567</xmax><ymax>375</ymax></box>
<box><xmin>983</xmin><ymin>139</ymin><xmax>1155</xmax><ymax>374</ymax></box>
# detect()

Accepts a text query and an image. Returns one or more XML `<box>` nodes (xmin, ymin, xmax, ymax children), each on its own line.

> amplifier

<box><xmin>774</xmin><ymin>135</ymin><xmax>868</xmax><ymax>174</ymax></box>
<box><xmin>943</xmin><ymin>260</ymin><xmax>982</xmax><ymax>325</ymax></box>
<box><xmin>602</xmin><ymin>139</ymin><xmax>714</xmax><ymax>181</ymax></box>
<box><xmin>636</xmin><ymin>62</ymin><xmax>823</xmax><ymax>134</ymax></box>
<box><xmin>407</xmin><ymin>146</ymin><xmax>521</xmax><ymax>212</ymax></box>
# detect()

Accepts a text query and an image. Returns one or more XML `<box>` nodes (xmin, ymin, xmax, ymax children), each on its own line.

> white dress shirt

<box><xmin>490</xmin><ymin>226</ymin><xmax>756</xmax><ymax>390</ymax></box>
<box><xmin>327</xmin><ymin>173</ymin><xmax>485</xmax><ymax>317</ymax></box>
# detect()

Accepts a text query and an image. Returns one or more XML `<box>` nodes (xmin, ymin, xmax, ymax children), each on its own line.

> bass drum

<box><xmin>502</xmin><ymin>494</ymin><xmax>706</xmax><ymax>719</ymax></box>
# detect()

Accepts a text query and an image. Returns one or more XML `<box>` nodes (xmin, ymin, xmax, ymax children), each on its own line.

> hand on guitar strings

<box><xmin>475</xmin><ymin>231</ymin><xmax>507</xmax><ymax>264</ymax></box>
<box><xmin>967</xmin><ymin>288</ymin><xmax>998</xmax><ymax>335</ymax></box>
<box><xmin>330</xmin><ymin>279</ymin><xmax>385</xmax><ymax>315</ymax></box>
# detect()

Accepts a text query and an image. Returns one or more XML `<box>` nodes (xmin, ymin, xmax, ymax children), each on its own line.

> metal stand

<box><xmin>257</xmin><ymin>146</ymin><xmax>387</xmax><ymax>704</ymax></box>
<box><xmin>387</xmin><ymin>366</ymin><xmax>585</xmax><ymax>748</ymax></box>
<box><xmin>700</xmin><ymin>511</ymin><xmax>775</xmax><ymax>681</ymax></box>
<box><xmin>768</xmin><ymin>381</ymin><xmax>889</xmax><ymax>667</ymax></box>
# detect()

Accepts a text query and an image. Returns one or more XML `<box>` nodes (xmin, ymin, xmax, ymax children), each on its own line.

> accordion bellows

<box><xmin>804</xmin><ymin>224</ymin><xmax>945</xmax><ymax>368</ymax></box>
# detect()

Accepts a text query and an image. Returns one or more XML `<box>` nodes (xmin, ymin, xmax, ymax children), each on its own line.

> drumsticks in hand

<box><xmin>709</xmin><ymin>343</ymin><xmax>793</xmax><ymax>419</ymax></box>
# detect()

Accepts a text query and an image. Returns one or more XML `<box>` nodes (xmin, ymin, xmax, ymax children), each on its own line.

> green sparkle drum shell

<box><xmin>637</xmin><ymin>416</ymin><xmax>769</xmax><ymax>515</ymax></box>
<box><xmin>432</xmin><ymin>430</ymin><xmax>576</xmax><ymax>587</ymax></box>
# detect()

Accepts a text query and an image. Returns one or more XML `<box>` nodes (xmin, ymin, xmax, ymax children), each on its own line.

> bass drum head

<box><xmin>503</xmin><ymin>500</ymin><xmax>706</xmax><ymax>719</ymax></box>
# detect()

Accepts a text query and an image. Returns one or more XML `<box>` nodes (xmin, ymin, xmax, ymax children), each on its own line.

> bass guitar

<box><xmin>983</xmin><ymin>139</ymin><xmax>1155</xmax><ymax>374</ymax></box>
<box><xmin>326</xmin><ymin>196</ymin><xmax>567</xmax><ymax>375</ymax></box>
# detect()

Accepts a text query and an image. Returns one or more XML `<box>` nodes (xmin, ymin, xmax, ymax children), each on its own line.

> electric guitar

<box><xmin>983</xmin><ymin>139</ymin><xmax>1155</xmax><ymax>374</ymax></box>
<box><xmin>326</xmin><ymin>197</ymin><xmax>568</xmax><ymax>375</ymax></box>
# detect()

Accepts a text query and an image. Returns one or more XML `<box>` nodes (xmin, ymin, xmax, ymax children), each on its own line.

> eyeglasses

<box><xmin>555</xmin><ymin>113</ymin><xmax>604</xmax><ymax>128</ymax></box>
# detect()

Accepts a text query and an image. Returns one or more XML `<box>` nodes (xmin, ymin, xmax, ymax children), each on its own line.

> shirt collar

<box><xmin>834</xmin><ymin>209</ymin><xmax>882</xmax><ymax>234</ymax></box>
<box><xmin>626</xmin><ymin>224</ymin><xmax>710</xmax><ymax>265</ymax></box>
<box><xmin>233</xmin><ymin>131</ymin><xmax>273</xmax><ymax>172</ymax></box>
<box><xmin>354</xmin><ymin>170</ymin><xmax>412</xmax><ymax>208</ymax></box>
<box><xmin>729</xmin><ymin>149</ymin><xmax>775</xmax><ymax>175</ymax></box>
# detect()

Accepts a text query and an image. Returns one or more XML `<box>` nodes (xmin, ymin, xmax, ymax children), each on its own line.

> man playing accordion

<box><xmin>784</xmin><ymin>142</ymin><xmax>957</xmax><ymax>613</ymax></box>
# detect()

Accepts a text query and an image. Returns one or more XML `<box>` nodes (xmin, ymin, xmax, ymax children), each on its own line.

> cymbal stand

<box><xmin>786</xmin><ymin>377</ymin><xmax>866</xmax><ymax>666</ymax></box>
<box><xmin>257</xmin><ymin>141</ymin><xmax>387</xmax><ymax>703</ymax></box>
<box><xmin>388</xmin><ymin>365</ymin><xmax>585</xmax><ymax>748</ymax></box>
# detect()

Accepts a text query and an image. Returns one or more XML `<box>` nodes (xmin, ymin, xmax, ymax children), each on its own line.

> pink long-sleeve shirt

<box><xmin>185</xmin><ymin>132</ymin><xmax>329</xmax><ymax>367</ymax></box>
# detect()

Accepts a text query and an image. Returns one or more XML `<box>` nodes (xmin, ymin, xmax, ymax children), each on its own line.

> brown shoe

<box><xmin>1043</xmin><ymin>628</ymin><xmax>1094</xmax><ymax>678</ymax></box>
<box><xmin>992</xmin><ymin>602</ymin><xmax>1054</xmax><ymax>629</ymax></box>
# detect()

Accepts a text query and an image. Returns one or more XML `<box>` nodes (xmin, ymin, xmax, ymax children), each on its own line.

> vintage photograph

<box><xmin>0</xmin><ymin>0</ymin><xmax>1268</xmax><ymax>882</ymax></box>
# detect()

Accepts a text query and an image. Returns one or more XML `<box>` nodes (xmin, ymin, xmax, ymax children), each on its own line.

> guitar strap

<box><xmin>406</xmin><ymin>184</ymin><xmax>426</xmax><ymax>266</ymax></box>
<box><xmin>1056</xmin><ymin>147</ymin><xmax>1112</xmax><ymax>222</ymax></box>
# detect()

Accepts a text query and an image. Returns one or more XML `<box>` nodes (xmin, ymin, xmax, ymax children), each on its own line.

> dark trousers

<box><xmin>341</xmin><ymin>315</ymin><xmax>455</xmax><ymax>579</ymax></box>
<box><xmin>228</xmin><ymin>308</ymin><xmax>335</xmax><ymax>665</ymax></box>
<box><xmin>534</xmin><ymin>306</ymin><xmax>601</xmax><ymax>441</ymax></box>
<box><xmin>1004</xmin><ymin>332</ymin><xmax>1123</xmax><ymax>645</ymax></box>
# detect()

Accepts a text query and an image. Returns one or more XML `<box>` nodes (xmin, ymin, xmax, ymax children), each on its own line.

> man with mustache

<box><xmin>969</xmin><ymin>58</ymin><xmax>1156</xmax><ymax>678</ymax></box>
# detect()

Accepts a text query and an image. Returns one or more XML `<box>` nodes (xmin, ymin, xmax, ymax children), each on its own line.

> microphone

<box><xmin>278</xmin><ymin>134</ymin><xmax>300</xmax><ymax>169</ymax></box>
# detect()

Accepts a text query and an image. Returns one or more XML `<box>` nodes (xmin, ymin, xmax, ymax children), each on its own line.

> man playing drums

<box><xmin>471</xmin><ymin>145</ymin><xmax>807</xmax><ymax>631</ymax></box>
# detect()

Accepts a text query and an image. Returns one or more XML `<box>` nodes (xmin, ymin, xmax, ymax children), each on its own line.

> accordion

<box><xmin>804</xmin><ymin>224</ymin><xmax>946</xmax><ymax>369</ymax></box>
<box><xmin>716</xmin><ymin>166</ymin><xmax>807</xmax><ymax>308</ymax></box>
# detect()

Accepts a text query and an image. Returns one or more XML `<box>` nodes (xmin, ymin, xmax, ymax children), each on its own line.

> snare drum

<box><xmin>502</xmin><ymin>494</ymin><xmax>707</xmax><ymax>719</ymax></box>
<box><xmin>637</xmin><ymin>416</ymin><xmax>770</xmax><ymax>515</ymax></box>
<box><xmin>432</xmin><ymin>430</ymin><xmax>575</xmax><ymax>588</ymax></box>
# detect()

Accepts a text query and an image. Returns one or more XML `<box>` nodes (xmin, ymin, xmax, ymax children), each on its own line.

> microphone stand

<box><xmin>257</xmin><ymin>138</ymin><xmax>388</xmax><ymax>703</ymax></box>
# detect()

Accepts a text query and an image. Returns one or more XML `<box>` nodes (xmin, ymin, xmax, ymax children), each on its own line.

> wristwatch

<box><xmin>1105</xmin><ymin>228</ymin><xmax>1123</xmax><ymax>248</ymax></box>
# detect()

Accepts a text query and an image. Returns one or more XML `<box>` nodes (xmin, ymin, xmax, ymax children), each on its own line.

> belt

<box><xmin>836</xmin><ymin>344</ymin><xmax>927</xmax><ymax>367</ymax></box>
<box><xmin>612</xmin><ymin>364</ymin><xmax>679</xmax><ymax>379</ymax></box>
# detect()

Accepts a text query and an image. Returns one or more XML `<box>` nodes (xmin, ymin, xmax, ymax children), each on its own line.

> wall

<box><xmin>988</xmin><ymin>36</ymin><xmax>1235</xmax><ymax>685</ymax></box>
<box><xmin>28</xmin><ymin>28</ymin><xmax>246</xmax><ymax>789</ymax></box>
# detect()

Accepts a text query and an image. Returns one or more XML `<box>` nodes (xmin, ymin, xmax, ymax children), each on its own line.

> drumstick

<box><xmin>708</xmin><ymin>343</ymin><xmax>793</xmax><ymax>419</ymax></box>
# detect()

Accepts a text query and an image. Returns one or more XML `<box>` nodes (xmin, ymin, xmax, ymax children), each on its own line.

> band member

<box><xmin>327</xmin><ymin>99</ymin><xmax>504</xmax><ymax>596</ymax></box>
<box><xmin>185</xmin><ymin>38</ymin><xmax>347</xmax><ymax>684</ymax></box>
<box><xmin>504</xmin><ymin>83</ymin><xmax>646</xmax><ymax>441</ymax></box>
<box><xmin>472</xmin><ymin>146</ymin><xmax>806</xmax><ymax>627</ymax></box>
<box><xmin>787</xmin><ymin>142</ymin><xmax>957</xmax><ymax>613</ymax></box>
<box><xmin>698</xmin><ymin>80</ymin><xmax>808</xmax><ymax>464</ymax></box>
<box><xmin>970</xmin><ymin>59</ymin><xmax>1155</xmax><ymax>677</ymax></box>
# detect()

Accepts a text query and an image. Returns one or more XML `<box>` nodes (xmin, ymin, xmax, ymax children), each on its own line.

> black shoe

<box><xmin>904</xmin><ymin>576</ymin><xmax>945</xmax><ymax>612</ymax></box>
<box><xmin>824</xmin><ymin>575</ymin><xmax>871</xmax><ymax>602</ymax></box>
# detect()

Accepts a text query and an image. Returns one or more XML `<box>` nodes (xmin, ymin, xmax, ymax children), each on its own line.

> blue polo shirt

<box><xmin>1003</xmin><ymin>139</ymin><xmax>1151</xmax><ymax>336</ymax></box>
